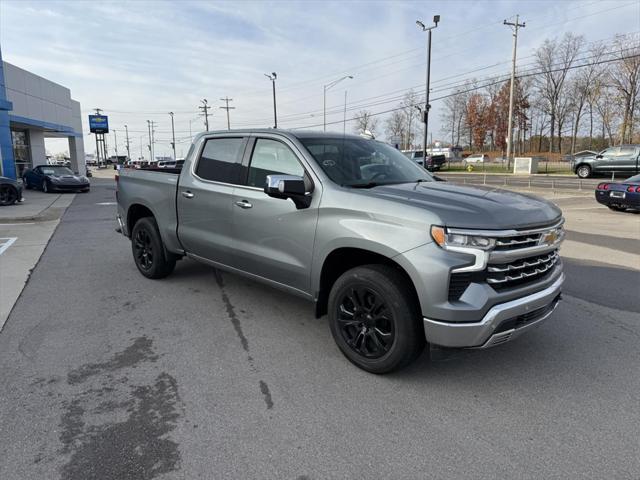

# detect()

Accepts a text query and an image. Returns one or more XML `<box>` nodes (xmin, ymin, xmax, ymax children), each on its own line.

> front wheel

<box><xmin>131</xmin><ymin>216</ymin><xmax>176</xmax><ymax>279</ymax></box>
<box><xmin>576</xmin><ymin>164</ymin><xmax>591</xmax><ymax>178</ymax></box>
<box><xmin>328</xmin><ymin>264</ymin><xmax>425</xmax><ymax>374</ymax></box>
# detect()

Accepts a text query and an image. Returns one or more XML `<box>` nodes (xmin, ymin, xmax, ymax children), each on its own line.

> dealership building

<box><xmin>0</xmin><ymin>46</ymin><xmax>85</xmax><ymax>180</ymax></box>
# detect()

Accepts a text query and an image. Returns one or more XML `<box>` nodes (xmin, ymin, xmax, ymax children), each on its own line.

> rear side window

<box><xmin>195</xmin><ymin>137</ymin><xmax>245</xmax><ymax>183</ymax></box>
<box><xmin>247</xmin><ymin>138</ymin><xmax>305</xmax><ymax>188</ymax></box>
<box><xmin>618</xmin><ymin>146</ymin><xmax>637</xmax><ymax>157</ymax></box>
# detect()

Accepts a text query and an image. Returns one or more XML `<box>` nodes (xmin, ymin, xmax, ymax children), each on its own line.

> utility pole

<box><xmin>416</xmin><ymin>15</ymin><xmax>440</xmax><ymax>161</ymax></box>
<box><xmin>124</xmin><ymin>124</ymin><xmax>131</xmax><ymax>160</ymax></box>
<box><xmin>113</xmin><ymin>129</ymin><xmax>118</xmax><ymax>163</ymax></box>
<box><xmin>265</xmin><ymin>72</ymin><xmax>278</xmax><ymax>128</ymax></box>
<box><xmin>169</xmin><ymin>112</ymin><xmax>176</xmax><ymax>160</ymax></box>
<box><xmin>147</xmin><ymin>120</ymin><xmax>156</xmax><ymax>163</ymax></box>
<box><xmin>199</xmin><ymin>99</ymin><xmax>210</xmax><ymax>131</ymax></box>
<box><xmin>504</xmin><ymin>15</ymin><xmax>525</xmax><ymax>170</ymax></box>
<box><xmin>219</xmin><ymin>97</ymin><xmax>235</xmax><ymax>130</ymax></box>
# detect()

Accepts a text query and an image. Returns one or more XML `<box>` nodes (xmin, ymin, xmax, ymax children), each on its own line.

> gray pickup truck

<box><xmin>116</xmin><ymin>130</ymin><xmax>565</xmax><ymax>373</ymax></box>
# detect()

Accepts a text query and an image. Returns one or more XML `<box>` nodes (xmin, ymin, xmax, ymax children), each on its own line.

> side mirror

<box><xmin>264</xmin><ymin>174</ymin><xmax>311</xmax><ymax>209</ymax></box>
<box><xmin>433</xmin><ymin>175</ymin><xmax>446</xmax><ymax>182</ymax></box>
<box><xmin>596</xmin><ymin>154</ymin><xmax>603</xmax><ymax>159</ymax></box>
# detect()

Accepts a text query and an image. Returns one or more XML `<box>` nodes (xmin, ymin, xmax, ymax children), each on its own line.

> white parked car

<box><xmin>465</xmin><ymin>153</ymin><xmax>489</xmax><ymax>164</ymax></box>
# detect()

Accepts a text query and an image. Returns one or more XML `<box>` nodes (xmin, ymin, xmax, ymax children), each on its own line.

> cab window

<box><xmin>247</xmin><ymin>138</ymin><xmax>305</xmax><ymax>188</ymax></box>
<box><xmin>195</xmin><ymin>137</ymin><xmax>245</xmax><ymax>183</ymax></box>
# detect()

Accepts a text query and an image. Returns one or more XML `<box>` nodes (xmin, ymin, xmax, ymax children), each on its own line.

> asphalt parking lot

<box><xmin>0</xmin><ymin>179</ymin><xmax>638</xmax><ymax>479</ymax></box>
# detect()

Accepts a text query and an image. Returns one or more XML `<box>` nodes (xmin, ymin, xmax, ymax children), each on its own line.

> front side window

<box><xmin>600</xmin><ymin>147</ymin><xmax>619</xmax><ymax>157</ymax></box>
<box><xmin>247</xmin><ymin>138</ymin><xmax>305</xmax><ymax>188</ymax></box>
<box><xmin>195</xmin><ymin>137</ymin><xmax>245</xmax><ymax>183</ymax></box>
<box><xmin>299</xmin><ymin>137</ymin><xmax>432</xmax><ymax>187</ymax></box>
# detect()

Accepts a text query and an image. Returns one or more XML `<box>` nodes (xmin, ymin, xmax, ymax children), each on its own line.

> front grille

<box><xmin>494</xmin><ymin>294</ymin><xmax>561</xmax><ymax>333</ymax></box>
<box><xmin>487</xmin><ymin>251</ymin><xmax>560</xmax><ymax>291</ymax></box>
<box><xmin>494</xmin><ymin>233</ymin><xmax>541</xmax><ymax>250</ymax></box>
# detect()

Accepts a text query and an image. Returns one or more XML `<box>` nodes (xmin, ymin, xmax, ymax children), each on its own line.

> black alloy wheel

<box><xmin>0</xmin><ymin>185</ymin><xmax>18</xmax><ymax>206</ymax></box>
<box><xmin>130</xmin><ymin>216</ymin><xmax>176</xmax><ymax>279</ymax></box>
<box><xmin>134</xmin><ymin>227</ymin><xmax>154</xmax><ymax>271</ymax></box>
<box><xmin>328</xmin><ymin>264</ymin><xmax>425</xmax><ymax>374</ymax></box>
<box><xmin>337</xmin><ymin>286</ymin><xmax>395</xmax><ymax>359</ymax></box>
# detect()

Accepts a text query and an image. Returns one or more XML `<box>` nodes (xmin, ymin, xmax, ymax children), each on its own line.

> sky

<box><xmin>0</xmin><ymin>0</ymin><xmax>639</xmax><ymax>158</ymax></box>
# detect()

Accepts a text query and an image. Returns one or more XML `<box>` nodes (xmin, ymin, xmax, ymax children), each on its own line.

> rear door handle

<box><xmin>235</xmin><ymin>200</ymin><xmax>253</xmax><ymax>209</ymax></box>
<box><xmin>182</xmin><ymin>191</ymin><xmax>194</xmax><ymax>199</ymax></box>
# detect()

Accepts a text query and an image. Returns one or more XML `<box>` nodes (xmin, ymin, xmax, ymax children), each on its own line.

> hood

<box><xmin>364</xmin><ymin>182</ymin><xmax>562</xmax><ymax>230</ymax></box>
<box><xmin>48</xmin><ymin>174</ymin><xmax>86</xmax><ymax>183</ymax></box>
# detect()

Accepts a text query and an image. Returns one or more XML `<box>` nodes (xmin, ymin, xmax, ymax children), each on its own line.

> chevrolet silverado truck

<box><xmin>116</xmin><ymin>130</ymin><xmax>565</xmax><ymax>373</ymax></box>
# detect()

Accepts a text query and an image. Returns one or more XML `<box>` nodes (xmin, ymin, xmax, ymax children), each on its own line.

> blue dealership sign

<box><xmin>89</xmin><ymin>115</ymin><xmax>109</xmax><ymax>134</ymax></box>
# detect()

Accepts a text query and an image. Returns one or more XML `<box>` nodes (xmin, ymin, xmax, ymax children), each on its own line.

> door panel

<box><xmin>594</xmin><ymin>147</ymin><xmax>618</xmax><ymax>172</ymax></box>
<box><xmin>177</xmin><ymin>136</ymin><xmax>247</xmax><ymax>266</ymax></box>
<box><xmin>231</xmin><ymin>137</ymin><xmax>318</xmax><ymax>292</ymax></box>
<box><xmin>615</xmin><ymin>146</ymin><xmax>640</xmax><ymax>174</ymax></box>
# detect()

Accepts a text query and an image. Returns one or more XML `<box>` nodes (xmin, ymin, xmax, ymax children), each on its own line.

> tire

<box><xmin>328</xmin><ymin>264</ymin><xmax>425</xmax><ymax>374</ymax></box>
<box><xmin>0</xmin><ymin>185</ymin><xmax>18</xmax><ymax>206</ymax></box>
<box><xmin>608</xmin><ymin>205</ymin><xmax>626</xmax><ymax>212</ymax></box>
<box><xmin>42</xmin><ymin>180</ymin><xmax>49</xmax><ymax>193</ymax></box>
<box><xmin>576</xmin><ymin>164</ymin><xmax>591</xmax><ymax>178</ymax></box>
<box><xmin>131</xmin><ymin>216</ymin><xmax>176</xmax><ymax>279</ymax></box>
<box><xmin>23</xmin><ymin>177</ymin><xmax>31</xmax><ymax>189</ymax></box>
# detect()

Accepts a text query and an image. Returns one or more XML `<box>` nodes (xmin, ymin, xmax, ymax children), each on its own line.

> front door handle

<box><xmin>182</xmin><ymin>191</ymin><xmax>194</xmax><ymax>199</ymax></box>
<box><xmin>235</xmin><ymin>200</ymin><xmax>253</xmax><ymax>209</ymax></box>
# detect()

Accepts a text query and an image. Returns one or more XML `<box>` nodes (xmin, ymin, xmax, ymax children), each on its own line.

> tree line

<box><xmin>354</xmin><ymin>32</ymin><xmax>639</xmax><ymax>155</ymax></box>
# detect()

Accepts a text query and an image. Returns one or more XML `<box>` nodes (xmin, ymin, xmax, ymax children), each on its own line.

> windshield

<box><xmin>299</xmin><ymin>137</ymin><xmax>433</xmax><ymax>187</ymax></box>
<box><xmin>41</xmin><ymin>166</ymin><xmax>74</xmax><ymax>175</ymax></box>
<box><xmin>625</xmin><ymin>174</ymin><xmax>640</xmax><ymax>183</ymax></box>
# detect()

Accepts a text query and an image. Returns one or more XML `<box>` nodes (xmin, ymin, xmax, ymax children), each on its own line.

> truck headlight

<box><xmin>431</xmin><ymin>226</ymin><xmax>495</xmax><ymax>250</ymax></box>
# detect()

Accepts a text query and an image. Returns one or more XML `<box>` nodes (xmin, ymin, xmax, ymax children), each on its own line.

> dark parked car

<box><xmin>0</xmin><ymin>176</ymin><xmax>23</xmax><ymax>206</ymax></box>
<box><xmin>574</xmin><ymin>145</ymin><xmax>640</xmax><ymax>178</ymax></box>
<box><xmin>23</xmin><ymin>165</ymin><xmax>90</xmax><ymax>193</ymax></box>
<box><xmin>595</xmin><ymin>174</ymin><xmax>640</xmax><ymax>212</ymax></box>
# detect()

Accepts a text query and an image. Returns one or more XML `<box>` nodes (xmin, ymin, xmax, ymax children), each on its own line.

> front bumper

<box><xmin>423</xmin><ymin>273</ymin><xmax>564</xmax><ymax>348</ymax></box>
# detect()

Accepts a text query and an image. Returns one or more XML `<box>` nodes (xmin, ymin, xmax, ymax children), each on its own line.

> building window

<box><xmin>11</xmin><ymin>130</ymin><xmax>31</xmax><ymax>178</ymax></box>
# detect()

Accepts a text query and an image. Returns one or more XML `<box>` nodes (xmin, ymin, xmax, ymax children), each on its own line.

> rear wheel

<box><xmin>0</xmin><ymin>185</ymin><xmax>18</xmax><ymax>206</ymax></box>
<box><xmin>131</xmin><ymin>216</ymin><xmax>176</xmax><ymax>279</ymax></box>
<box><xmin>608</xmin><ymin>205</ymin><xmax>626</xmax><ymax>212</ymax></box>
<box><xmin>328</xmin><ymin>264</ymin><xmax>425</xmax><ymax>374</ymax></box>
<box><xmin>576</xmin><ymin>164</ymin><xmax>591</xmax><ymax>178</ymax></box>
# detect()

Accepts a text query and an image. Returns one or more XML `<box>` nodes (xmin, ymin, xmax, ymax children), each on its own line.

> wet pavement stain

<box><xmin>67</xmin><ymin>336</ymin><xmax>159</xmax><ymax>385</ymax></box>
<box><xmin>259</xmin><ymin>380</ymin><xmax>274</xmax><ymax>409</ymax></box>
<box><xmin>214</xmin><ymin>269</ymin><xmax>275</xmax><ymax>410</ymax></box>
<box><xmin>59</xmin><ymin>373</ymin><xmax>181</xmax><ymax>480</ymax></box>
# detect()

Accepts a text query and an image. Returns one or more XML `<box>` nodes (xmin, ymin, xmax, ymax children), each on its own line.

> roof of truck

<box><xmin>195</xmin><ymin>129</ymin><xmax>369</xmax><ymax>141</ymax></box>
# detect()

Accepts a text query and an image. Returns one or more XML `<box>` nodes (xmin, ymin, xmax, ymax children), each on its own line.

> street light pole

<box><xmin>323</xmin><ymin>75</ymin><xmax>354</xmax><ymax>132</ymax></box>
<box><xmin>169</xmin><ymin>112</ymin><xmax>176</xmax><ymax>160</ymax></box>
<box><xmin>417</xmin><ymin>15</ymin><xmax>440</xmax><ymax>160</ymax></box>
<box><xmin>265</xmin><ymin>72</ymin><xmax>278</xmax><ymax>128</ymax></box>
<box><xmin>504</xmin><ymin>15</ymin><xmax>525</xmax><ymax>169</ymax></box>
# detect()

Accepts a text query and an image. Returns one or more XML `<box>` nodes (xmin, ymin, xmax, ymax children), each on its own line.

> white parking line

<box><xmin>96</xmin><ymin>202</ymin><xmax>116</xmax><ymax>206</ymax></box>
<box><xmin>0</xmin><ymin>237</ymin><xmax>17</xmax><ymax>256</ymax></box>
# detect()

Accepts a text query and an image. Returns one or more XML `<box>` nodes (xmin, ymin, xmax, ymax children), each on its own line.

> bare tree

<box><xmin>608</xmin><ymin>33</ymin><xmax>640</xmax><ymax>144</ymax></box>
<box><xmin>440</xmin><ymin>89</ymin><xmax>466</xmax><ymax>147</ymax></box>
<box><xmin>354</xmin><ymin>110</ymin><xmax>379</xmax><ymax>135</ymax></box>
<box><xmin>400</xmin><ymin>89</ymin><xmax>422</xmax><ymax>149</ymax></box>
<box><xmin>534</xmin><ymin>33</ymin><xmax>584</xmax><ymax>152</ymax></box>
<box><xmin>570</xmin><ymin>43</ymin><xmax>607</xmax><ymax>152</ymax></box>
<box><xmin>385</xmin><ymin>110</ymin><xmax>405</xmax><ymax>145</ymax></box>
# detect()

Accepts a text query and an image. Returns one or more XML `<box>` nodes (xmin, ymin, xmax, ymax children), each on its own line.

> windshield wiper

<box><xmin>345</xmin><ymin>182</ymin><xmax>383</xmax><ymax>189</ymax></box>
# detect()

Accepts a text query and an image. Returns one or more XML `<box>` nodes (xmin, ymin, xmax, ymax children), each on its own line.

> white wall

<box><xmin>29</xmin><ymin>129</ymin><xmax>46</xmax><ymax>167</ymax></box>
<box><xmin>3</xmin><ymin>62</ymin><xmax>74</xmax><ymax>129</ymax></box>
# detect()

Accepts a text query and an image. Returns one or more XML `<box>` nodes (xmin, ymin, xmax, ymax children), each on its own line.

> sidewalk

<box><xmin>0</xmin><ymin>191</ymin><xmax>76</xmax><ymax>330</ymax></box>
<box><xmin>0</xmin><ymin>190</ymin><xmax>76</xmax><ymax>223</ymax></box>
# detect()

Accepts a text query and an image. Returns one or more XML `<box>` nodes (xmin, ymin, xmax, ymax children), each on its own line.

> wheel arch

<box><xmin>127</xmin><ymin>203</ymin><xmax>156</xmax><ymax>236</ymax></box>
<box><xmin>314</xmin><ymin>247</ymin><xmax>420</xmax><ymax>319</ymax></box>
